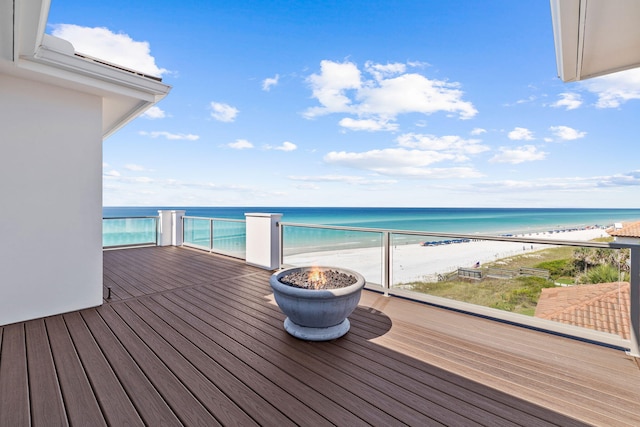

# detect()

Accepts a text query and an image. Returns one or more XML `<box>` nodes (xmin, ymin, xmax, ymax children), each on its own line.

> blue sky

<box><xmin>47</xmin><ymin>0</ymin><xmax>640</xmax><ymax>208</ymax></box>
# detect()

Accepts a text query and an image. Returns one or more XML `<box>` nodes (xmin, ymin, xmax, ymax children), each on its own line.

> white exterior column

<box><xmin>158</xmin><ymin>210</ymin><xmax>186</xmax><ymax>246</ymax></box>
<box><xmin>158</xmin><ymin>210</ymin><xmax>172</xmax><ymax>246</ymax></box>
<box><xmin>245</xmin><ymin>213</ymin><xmax>282</xmax><ymax>270</ymax></box>
<box><xmin>172</xmin><ymin>210</ymin><xmax>186</xmax><ymax>246</ymax></box>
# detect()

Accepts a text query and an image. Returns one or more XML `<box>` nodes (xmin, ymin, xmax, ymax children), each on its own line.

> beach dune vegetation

<box><xmin>407</xmin><ymin>241</ymin><xmax>629</xmax><ymax>316</ymax></box>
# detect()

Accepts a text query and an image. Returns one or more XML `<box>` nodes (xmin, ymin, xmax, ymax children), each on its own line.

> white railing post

<box><xmin>172</xmin><ymin>210</ymin><xmax>185</xmax><ymax>246</ymax></box>
<box><xmin>382</xmin><ymin>231</ymin><xmax>391</xmax><ymax>296</ymax></box>
<box><xmin>245</xmin><ymin>213</ymin><xmax>282</xmax><ymax>270</ymax></box>
<box><xmin>158</xmin><ymin>210</ymin><xmax>172</xmax><ymax>246</ymax></box>
<box><xmin>628</xmin><ymin>247</ymin><xmax>640</xmax><ymax>358</ymax></box>
<box><xmin>158</xmin><ymin>210</ymin><xmax>185</xmax><ymax>246</ymax></box>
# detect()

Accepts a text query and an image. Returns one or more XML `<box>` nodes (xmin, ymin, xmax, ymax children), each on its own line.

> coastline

<box><xmin>285</xmin><ymin>227</ymin><xmax>609</xmax><ymax>285</ymax></box>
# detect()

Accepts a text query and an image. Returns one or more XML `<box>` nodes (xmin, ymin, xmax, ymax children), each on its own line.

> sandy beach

<box><xmin>284</xmin><ymin>227</ymin><xmax>609</xmax><ymax>285</ymax></box>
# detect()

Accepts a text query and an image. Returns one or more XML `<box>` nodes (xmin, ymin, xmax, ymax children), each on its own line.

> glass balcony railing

<box><xmin>280</xmin><ymin>222</ymin><xmax>637</xmax><ymax>353</ymax></box>
<box><xmin>102</xmin><ymin>216</ymin><xmax>158</xmax><ymax>247</ymax></box>
<box><xmin>101</xmin><ymin>215</ymin><xmax>638</xmax><ymax>356</ymax></box>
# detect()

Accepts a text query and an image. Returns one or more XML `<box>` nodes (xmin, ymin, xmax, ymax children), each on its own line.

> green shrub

<box><xmin>534</xmin><ymin>259</ymin><xmax>574</xmax><ymax>278</ymax></box>
<box><xmin>580</xmin><ymin>264</ymin><xmax>629</xmax><ymax>284</ymax></box>
<box><xmin>490</xmin><ymin>276</ymin><xmax>555</xmax><ymax>312</ymax></box>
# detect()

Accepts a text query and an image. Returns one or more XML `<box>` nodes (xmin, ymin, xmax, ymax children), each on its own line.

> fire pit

<box><xmin>270</xmin><ymin>266</ymin><xmax>365</xmax><ymax>341</ymax></box>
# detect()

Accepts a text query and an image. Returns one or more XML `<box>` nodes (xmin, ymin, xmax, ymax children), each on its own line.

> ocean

<box><xmin>103</xmin><ymin>206</ymin><xmax>640</xmax><ymax>235</ymax></box>
<box><xmin>102</xmin><ymin>207</ymin><xmax>640</xmax><ymax>251</ymax></box>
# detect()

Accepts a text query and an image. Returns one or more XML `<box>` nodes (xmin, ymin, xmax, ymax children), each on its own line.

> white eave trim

<box><xmin>20</xmin><ymin>35</ymin><xmax>170</xmax><ymax>101</ymax></box>
<box><xmin>550</xmin><ymin>0</ymin><xmax>581</xmax><ymax>82</ymax></box>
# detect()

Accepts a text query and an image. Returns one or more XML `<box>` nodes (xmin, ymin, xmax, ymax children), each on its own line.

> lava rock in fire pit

<box><xmin>280</xmin><ymin>269</ymin><xmax>357</xmax><ymax>290</ymax></box>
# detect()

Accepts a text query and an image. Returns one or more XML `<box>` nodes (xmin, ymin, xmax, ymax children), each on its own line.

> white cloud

<box><xmin>597</xmin><ymin>170</ymin><xmax>640</xmax><ymax>187</ymax></box>
<box><xmin>51</xmin><ymin>24</ymin><xmax>167</xmax><ymax>77</ymax></box>
<box><xmin>549</xmin><ymin>125</ymin><xmax>586</xmax><ymax>141</ymax></box>
<box><xmin>265</xmin><ymin>141</ymin><xmax>297</xmax><ymax>151</ymax></box>
<box><xmin>470</xmin><ymin>128</ymin><xmax>486</xmax><ymax>135</ymax></box>
<box><xmin>325</xmin><ymin>148</ymin><xmax>452</xmax><ymax>168</ymax></box>
<box><xmin>104</xmin><ymin>170</ymin><xmax>121</xmax><ymax>177</ymax></box>
<box><xmin>288</xmin><ymin>175</ymin><xmax>397</xmax><ymax>185</ymax></box>
<box><xmin>274</xmin><ymin>141</ymin><xmax>297</xmax><ymax>151</ymax></box>
<box><xmin>142</xmin><ymin>106</ymin><xmax>166</xmax><ymax>119</ymax></box>
<box><xmin>139</xmin><ymin>131</ymin><xmax>199</xmax><ymax>141</ymax></box>
<box><xmin>320</xmin><ymin>131</ymin><xmax>489</xmax><ymax>179</ymax></box>
<box><xmin>305</xmin><ymin>60</ymin><xmax>362</xmax><ymax>116</ymax></box>
<box><xmin>364</xmin><ymin>61</ymin><xmax>406</xmax><ymax>80</ymax></box>
<box><xmin>489</xmin><ymin>145</ymin><xmax>546</xmax><ymax>164</ymax></box>
<box><xmin>210</xmin><ymin>102</ymin><xmax>239</xmax><ymax>122</ymax></box>
<box><xmin>262</xmin><ymin>74</ymin><xmax>279</xmax><ymax>91</ymax></box>
<box><xmin>469</xmin><ymin>170</ymin><xmax>640</xmax><ymax>193</ymax></box>
<box><xmin>551</xmin><ymin>93</ymin><xmax>582</xmax><ymax>110</ymax></box>
<box><xmin>228</xmin><ymin>139</ymin><xmax>254</xmax><ymax>149</ymax></box>
<box><xmin>323</xmin><ymin>148</ymin><xmax>483</xmax><ymax>178</ymax></box>
<box><xmin>508</xmin><ymin>127</ymin><xmax>534</xmax><ymax>141</ymax></box>
<box><xmin>582</xmin><ymin>68</ymin><xmax>640</xmax><ymax>108</ymax></box>
<box><xmin>304</xmin><ymin>60</ymin><xmax>477</xmax><ymax>130</ymax></box>
<box><xmin>339</xmin><ymin>117</ymin><xmax>398</xmax><ymax>132</ymax></box>
<box><xmin>124</xmin><ymin>164</ymin><xmax>146</xmax><ymax>171</ymax></box>
<box><xmin>396</xmin><ymin>133</ymin><xmax>489</xmax><ymax>156</ymax></box>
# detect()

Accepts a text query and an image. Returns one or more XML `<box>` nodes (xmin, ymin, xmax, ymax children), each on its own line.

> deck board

<box><xmin>81</xmin><ymin>308</ymin><xmax>183</xmax><ymax>425</ymax></box>
<box><xmin>63</xmin><ymin>311</ymin><xmax>144</xmax><ymax>426</ymax></box>
<box><xmin>0</xmin><ymin>323</ymin><xmax>30</xmax><ymax>426</ymax></box>
<box><xmin>24</xmin><ymin>319</ymin><xmax>68</xmax><ymax>426</ymax></box>
<box><xmin>45</xmin><ymin>316</ymin><xmax>107</xmax><ymax>426</ymax></box>
<box><xmin>1</xmin><ymin>245</ymin><xmax>639</xmax><ymax>426</ymax></box>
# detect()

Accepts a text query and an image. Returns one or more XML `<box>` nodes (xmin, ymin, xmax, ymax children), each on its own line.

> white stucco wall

<box><xmin>0</xmin><ymin>73</ymin><xmax>103</xmax><ymax>325</ymax></box>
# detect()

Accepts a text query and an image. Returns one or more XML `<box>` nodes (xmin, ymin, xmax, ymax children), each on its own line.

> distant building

<box><xmin>608</xmin><ymin>221</ymin><xmax>640</xmax><ymax>244</ymax></box>
<box><xmin>535</xmin><ymin>282</ymin><xmax>630</xmax><ymax>340</ymax></box>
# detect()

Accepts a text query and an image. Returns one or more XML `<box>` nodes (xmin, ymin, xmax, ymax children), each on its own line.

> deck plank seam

<box><xmin>102</xmin><ymin>270</ymin><xmax>268</xmax><ymax>305</ymax></box>
<box><xmin>79</xmin><ymin>309</ymin><xmax>183</xmax><ymax>425</ymax></box>
<box><xmin>377</xmin><ymin>331</ymin><xmax>635</xmax><ymax>426</ymax></box>
<box><xmin>96</xmin><ymin>305</ymin><xmax>218</xmax><ymax>426</ymax></box>
<box><xmin>189</xmin><ymin>278</ymin><xmax>548</xmax><ymax>427</ymax></box>
<box><xmin>172</xmin><ymin>286</ymin><xmax>441</xmax><ymax>426</ymax></box>
<box><xmin>386</xmin><ymin>318</ymin><xmax>640</xmax><ymax>410</ymax></box>
<box><xmin>111</xmin><ymin>301</ymin><xmax>238</xmax><ymax>426</ymax></box>
<box><xmin>142</xmin><ymin>293</ymin><xmax>343</xmax><ymax>426</ymax></box>
<box><xmin>152</xmin><ymin>290</ymin><xmax>382</xmax><ymax>425</ymax></box>
<box><xmin>123</xmin><ymin>298</ymin><xmax>295</xmax><ymax>426</ymax></box>
<box><xmin>202</xmin><ymin>278</ymin><xmax>612</xmax><ymax>427</ymax></box>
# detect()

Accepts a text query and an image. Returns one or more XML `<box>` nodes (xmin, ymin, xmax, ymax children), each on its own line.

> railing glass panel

<box><xmin>281</xmin><ymin>224</ymin><xmax>384</xmax><ymax>286</ymax></box>
<box><xmin>183</xmin><ymin>217</ymin><xmax>212</xmax><ymax>250</ymax></box>
<box><xmin>211</xmin><ymin>219</ymin><xmax>246</xmax><ymax>258</ymax></box>
<box><xmin>399</xmin><ymin>237</ymin><xmax>630</xmax><ymax>342</ymax></box>
<box><xmin>183</xmin><ymin>216</ymin><xmax>246</xmax><ymax>259</ymax></box>
<box><xmin>103</xmin><ymin>217</ymin><xmax>158</xmax><ymax>247</ymax></box>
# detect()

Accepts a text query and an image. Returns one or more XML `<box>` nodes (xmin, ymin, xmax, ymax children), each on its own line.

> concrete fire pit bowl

<box><xmin>270</xmin><ymin>266</ymin><xmax>365</xmax><ymax>341</ymax></box>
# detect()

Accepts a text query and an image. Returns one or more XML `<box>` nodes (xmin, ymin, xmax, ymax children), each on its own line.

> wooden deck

<box><xmin>1</xmin><ymin>246</ymin><xmax>639</xmax><ymax>426</ymax></box>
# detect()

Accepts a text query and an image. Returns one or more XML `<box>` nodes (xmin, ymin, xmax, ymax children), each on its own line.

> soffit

<box><xmin>551</xmin><ymin>0</ymin><xmax>640</xmax><ymax>82</ymax></box>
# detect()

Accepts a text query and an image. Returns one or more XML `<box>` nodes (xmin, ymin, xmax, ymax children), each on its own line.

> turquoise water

<box><xmin>103</xmin><ymin>207</ymin><xmax>640</xmax><ymax>251</ymax></box>
<box><xmin>104</xmin><ymin>206</ymin><xmax>640</xmax><ymax>233</ymax></box>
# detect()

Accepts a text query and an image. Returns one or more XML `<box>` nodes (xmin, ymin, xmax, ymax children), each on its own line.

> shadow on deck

<box><xmin>1</xmin><ymin>246</ymin><xmax>639</xmax><ymax>426</ymax></box>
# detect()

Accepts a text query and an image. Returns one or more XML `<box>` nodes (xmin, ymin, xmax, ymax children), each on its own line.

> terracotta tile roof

<box><xmin>608</xmin><ymin>221</ymin><xmax>640</xmax><ymax>237</ymax></box>
<box><xmin>535</xmin><ymin>282</ymin><xmax>630</xmax><ymax>339</ymax></box>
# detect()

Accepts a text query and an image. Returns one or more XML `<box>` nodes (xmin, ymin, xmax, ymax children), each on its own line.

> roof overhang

<box><xmin>1</xmin><ymin>0</ymin><xmax>171</xmax><ymax>138</ymax></box>
<box><xmin>550</xmin><ymin>0</ymin><xmax>640</xmax><ymax>82</ymax></box>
